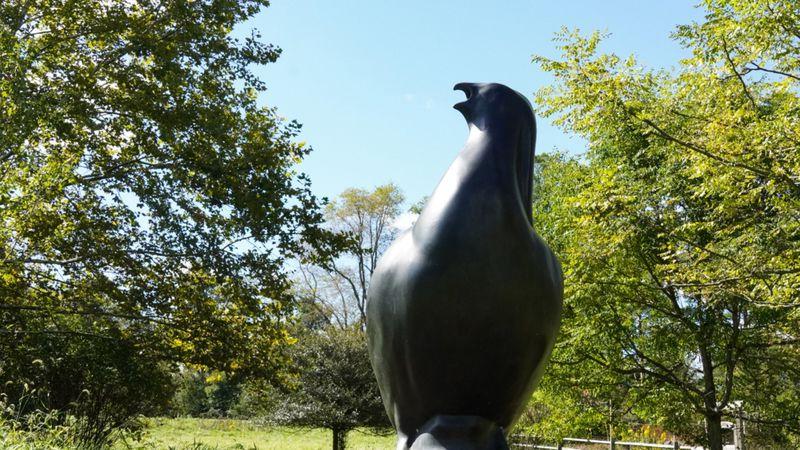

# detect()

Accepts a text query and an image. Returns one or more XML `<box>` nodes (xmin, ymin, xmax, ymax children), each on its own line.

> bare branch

<box><xmin>743</xmin><ymin>62</ymin><xmax>800</xmax><ymax>82</ymax></box>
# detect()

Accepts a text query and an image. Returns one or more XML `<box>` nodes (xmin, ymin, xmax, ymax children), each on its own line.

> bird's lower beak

<box><xmin>453</xmin><ymin>82</ymin><xmax>476</xmax><ymax>112</ymax></box>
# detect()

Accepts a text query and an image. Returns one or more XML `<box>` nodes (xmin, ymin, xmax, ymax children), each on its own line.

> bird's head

<box><xmin>453</xmin><ymin>82</ymin><xmax>537</xmax><ymax>225</ymax></box>
<box><xmin>453</xmin><ymin>82</ymin><xmax>535</xmax><ymax>133</ymax></box>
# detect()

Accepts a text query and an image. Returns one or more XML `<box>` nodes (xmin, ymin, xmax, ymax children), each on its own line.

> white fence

<box><xmin>511</xmin><ymin>436</ymin><xmax>695</xmax><ymax>450</ymax></box>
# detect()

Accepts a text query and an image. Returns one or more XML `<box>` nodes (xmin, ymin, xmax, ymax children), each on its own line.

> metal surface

<box><xmin>367</xmin><ymin>83</ymin><xmax>564</xmax><ymax>450</ymax></box>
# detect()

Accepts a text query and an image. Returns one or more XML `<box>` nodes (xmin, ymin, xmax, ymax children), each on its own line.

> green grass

<box><xmin>115</xmin><ymin>418</ymin><xmax>396</xmax><ymax>450</ymax></box>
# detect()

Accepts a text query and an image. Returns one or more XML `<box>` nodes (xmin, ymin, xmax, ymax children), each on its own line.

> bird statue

<box><xmin>366</xmin><ymin>82</ymin><xmax>563</xmax><ymax>450</ymax></box>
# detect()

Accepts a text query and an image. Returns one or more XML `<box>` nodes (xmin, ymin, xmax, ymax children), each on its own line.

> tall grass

<box><xmin>0</xmin><ymin>409</ymin><xmax>81</xmax><ymax>449</ymax></box>
<box><xmin>0</xmin><ymin>388</ymin><xmax>144</xmax><ymax>449</ymax></box>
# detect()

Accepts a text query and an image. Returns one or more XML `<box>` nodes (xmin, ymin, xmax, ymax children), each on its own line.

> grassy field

<box><xmin>116</xmin><ymin>418</ymin><xmax>397</xmax><ymax>450</ymax></box>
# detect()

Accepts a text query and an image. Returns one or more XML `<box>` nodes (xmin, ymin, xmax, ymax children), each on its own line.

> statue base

<box><xmin>402</xmin><ymin>415</ymin><xmax>509</xmax><ymax>450</ymax></box>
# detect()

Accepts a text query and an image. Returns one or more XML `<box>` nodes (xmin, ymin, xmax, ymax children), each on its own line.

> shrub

<box><xmin>0</xmin><ymin>334</ymin><xmax>173</xmax><ymax>448</ymax></box>
<box><xmin>268</xmin><ymin>327</ymin><xmax>390</xmax><ymax>450</ymax></box>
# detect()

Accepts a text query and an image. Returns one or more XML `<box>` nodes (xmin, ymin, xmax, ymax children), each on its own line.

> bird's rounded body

<box><xmin>367</xmin><ymin>83</ymin><xmax>563</xmax><ymax>450</ymax></box>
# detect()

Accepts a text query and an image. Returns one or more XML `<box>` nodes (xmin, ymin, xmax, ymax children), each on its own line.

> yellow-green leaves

<box><xmin>1</xmin><ymin>0</ymin><xmax>336</xmax><ymax>435</ymax></box>
<box><xmin>530</xmin><ymin>1</ymin><xmax>800</xmax><ymax>445</ymax></box>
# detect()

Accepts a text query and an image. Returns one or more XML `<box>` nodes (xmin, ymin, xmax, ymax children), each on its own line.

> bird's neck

<box><xmin>412</xmin><ymin>122</ymin><xmax>534</xmax><ymax>244</ymax></box>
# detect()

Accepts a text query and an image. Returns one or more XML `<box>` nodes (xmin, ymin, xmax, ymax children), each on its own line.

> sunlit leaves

<box><xmin>529</xmin><ymin>1</ymin><xmax>800</xmax><ymax>446</ymax></box>
<box><xmin>1</xmin><ymin>0</ymin><xmax>334</xmax><ymax>387</ymax></box>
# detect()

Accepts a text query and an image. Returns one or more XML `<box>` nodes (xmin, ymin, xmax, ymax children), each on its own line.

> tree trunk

<box><xmin>332</xmin><ymin>428</ymin><xmax>347</xmax><ymax>450</ymax></box>
<box><xmin>705</xmin><ymin>412</ymin><xmax>724</xmax><ymax>450</ymax></box>
<box><xmin>697</xmin><ymin>312</ymin><xmax>723</xmax><ymax>450</ymax></box>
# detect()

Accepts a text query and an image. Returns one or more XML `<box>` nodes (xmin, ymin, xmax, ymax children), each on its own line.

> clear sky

<box><xmin>246</xmin><ymin>1</ymin><xmax>703</xmax><ymax>206</ymax></box>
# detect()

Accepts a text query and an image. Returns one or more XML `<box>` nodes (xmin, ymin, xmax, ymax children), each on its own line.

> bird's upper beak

<box><xmin>453</xmin><ymin>82</ymin><xmax>477</xmax><ymax>114</ymax></box>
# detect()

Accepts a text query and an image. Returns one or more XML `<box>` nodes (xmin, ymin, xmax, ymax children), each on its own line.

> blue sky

<box><xmin>246</xmin><ymin>1</ymin><xmax>703</xmax><ymax>206</ymax></box>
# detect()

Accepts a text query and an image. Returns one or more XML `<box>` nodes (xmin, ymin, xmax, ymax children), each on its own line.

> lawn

<box><xmin>116</xmin><ymin>418</ymin><xmax>396</xmax><ymax>450</ymax></box>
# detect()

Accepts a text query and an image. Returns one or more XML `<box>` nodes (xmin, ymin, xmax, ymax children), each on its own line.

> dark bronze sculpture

<box><xmin>366</xmin><ymin>83</ymin><xmax>564</xmax><ymax>450</ymax></box>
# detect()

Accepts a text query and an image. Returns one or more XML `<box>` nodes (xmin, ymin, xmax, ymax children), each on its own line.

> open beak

<box><xmin>453</xmin><ymin>82</ymin><xmax>476</xmax><ymax>112</ymax></box>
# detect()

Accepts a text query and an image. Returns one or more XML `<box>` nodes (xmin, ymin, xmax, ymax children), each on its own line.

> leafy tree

<box><xmin>514</xmin><ymin>386</ymin><xmax>611</xmax><ymax>445</ymax></box>
<box><xmin>171</xmin><ymin>369</ymin><xmax>246</xmax><ymax>418</ymax></box>
<box><xmin>408</xmin><ymin>196</ymin><xmax>429</xmax><ymax>215</ymax></box>
<box><xmin>530</xmin><ymin>2</ymin><xmax>800</xmax><ymax>449</ymax></box>
<box><xmin>269</xmin><ymin>327</ymin><xmax>390</xmax><ymax>450</ymax></box>
<box><xmin>227</xmin><ymin>378</ymin><xmax>281</xmax><ymax>419</ymax></box>
<box><xmin>0</xmin><ymin>0</ymin><xmax>339</xmax><ymax>440</ymax></box>
<box><xmin>296</xmin><ymin>184</ymin><xmax>404</xmax><ymax>329</ymax></box>
<box><xmin>282</xmin><ymin>185</ymin><xmax>402</xmax><ymax>449</ymax></box>
<box><xmin>527</xmin><ymin>154</ymin><xmax>695</xmax><ymax>445</ymax></box>
<box><xmin>172</xmin><ymin>370</ymin><xmax>211</xmax><ymax>418</ymax></box>
<box><xmin>1</xmin><ymin>328</ymin><xmax>174</xmax><ymax>446</ymax></box>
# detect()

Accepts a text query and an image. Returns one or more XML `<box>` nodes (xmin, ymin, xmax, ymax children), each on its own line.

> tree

<box><xmin>296</xmin><ymin>184</ymin><xmax>404</xmax><ymax>329</ymax></box>
<box><xmin>172</xmin><ymin>369</ymin><xmax>244</xmax><ymax>418</ymax></box>
<box><xmin>531</xmin><ymin>1</ymin><xmax>800</xmax><ymax>448</ymax></box>
<box><xmin>280</xmin><ymin>185</ymin><xmax>403</xmax><ymax>449</ymax></box>
<box><xmin>172</xmin><ymin>369</ymin><xmax>212</xmax><ymax>418</ymax></box>
<box><xmin>270</xmin><ymin>327</ymin><xmax>390</xmax><ymax>450</ymax></box>
<box><xmin>526</xmin><ymin>154</ymin><xmax>697</xmax><ymax>445</ymax></box>
<box><xmin>0</xmin><ymin>0</ymin><xmax>339</xmax><ymax>440</ymax></box>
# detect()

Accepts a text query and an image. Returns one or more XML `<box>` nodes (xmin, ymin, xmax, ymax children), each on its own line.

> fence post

<box><xmin>610</xmin><ymin>438</ymin><xmax>616</xmax><ymax>450</ymax></box>
<box><xmin>673</xmin><ymin>442</ymin><xmax>680</xmax><ymax>450</ymax></box>
<box><xmin>557</xmin><ymin>442</ymin><xmax>563</xmax><ymax>450</ymax></box>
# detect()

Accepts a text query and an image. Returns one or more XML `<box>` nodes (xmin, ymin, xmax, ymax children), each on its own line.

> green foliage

<box><xmin>205</xmin><ymin>374</ymin><xmax>243</xmax><ymax>419</ymax></box>
<box><xmin>529</xmin><ymin>1</ymin><xmax>800</xmax><ymax>449</ymax></box>
<box><xmin>407</xmin><ymin>196</ymin><xmax>429</xmax><ymax>215</ymax></box>
<box><xmin>227</xmin><ymin>379</ymin><xmax>279</xmax><ymax>420</ymax></box>
<box><xmin>286</xmin><ymin>185</ymin><xmax>402</xmax><ymax>449</ymax></box>
<box><xmin>1</xmin><ymin>331</ymin><xmax>173</xmax><ymax>447</ymax></box>
<box><xmin>0</xmin><ymin>387</ymin><xmax>151</xmax><ymax>449</ymax></box>
<box><xmin>171</xmin><ymin>369</ymin><xmax>273</xmax><ymax>419</ymax></box>
<box><xmin>0</xmin><ymin>407</ymin><xmax>82</xmax><ymax>449</ymax></box>
<box><xmin>1</xmin><ymin>0</ymin><xmax>342</xmax><ymax>444</ymax></box>
<box><xmin>269</xmin><ymin>327</ymin><xmax>390</xmax><ymax>450</ymax></box>
<box><xmin>172</xmin><ymin>370</ymin><xmax>214</xmax><ymax>418</ymax></box>
<box><xmin>515</xmin><ymin>387</ymin><xmax>607</xmax><ymax>442</ymax></box>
